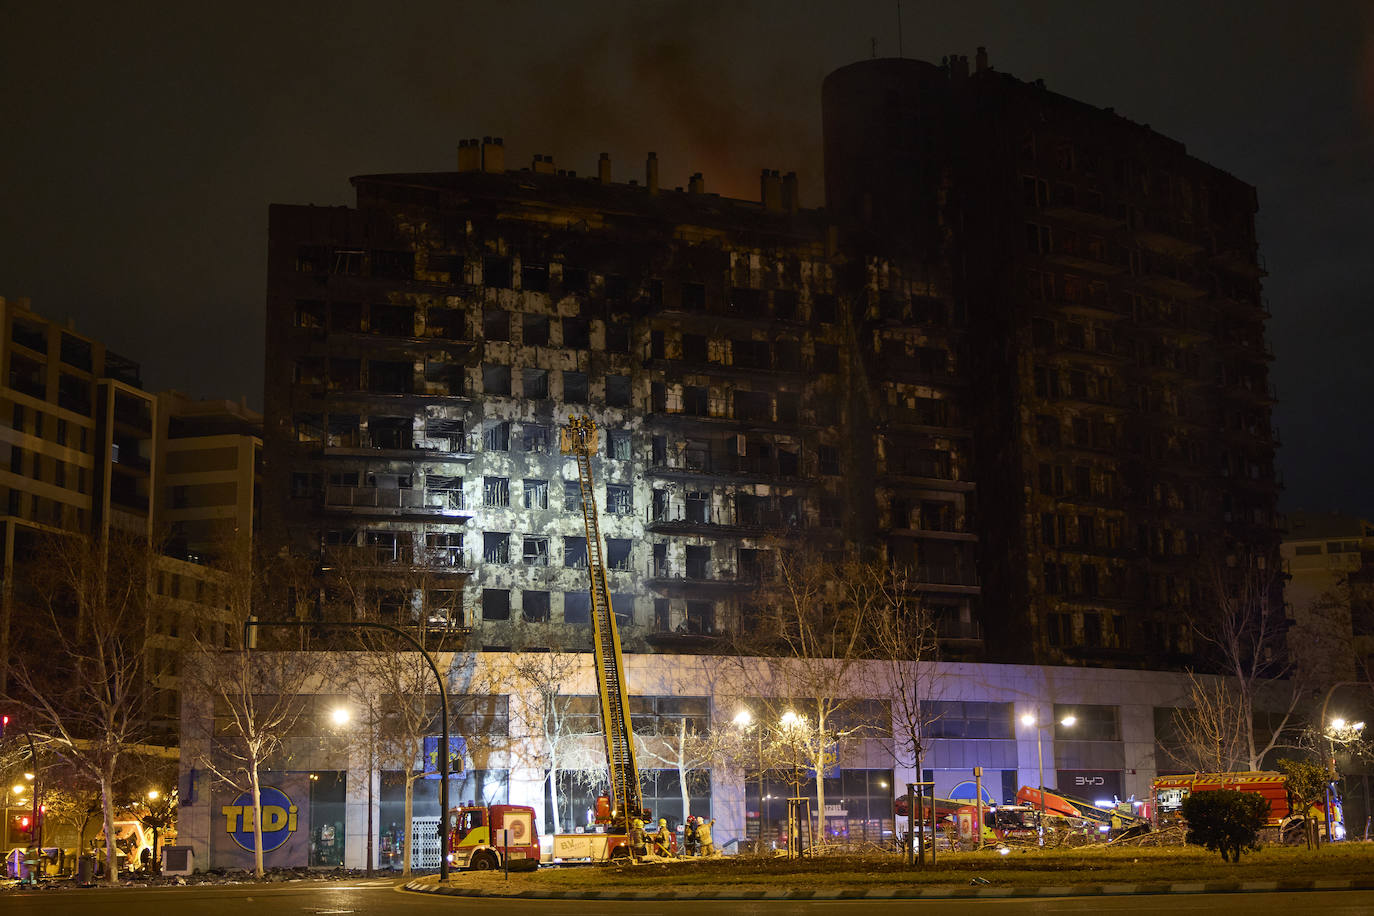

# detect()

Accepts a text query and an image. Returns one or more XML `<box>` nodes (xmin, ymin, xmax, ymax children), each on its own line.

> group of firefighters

<box><xmin>629</xmin><ymin>815</ymin><xmax>715</xmax><ymax>858</ymax></box>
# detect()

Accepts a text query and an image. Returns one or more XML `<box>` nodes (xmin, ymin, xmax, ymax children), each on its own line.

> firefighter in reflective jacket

<box><xmin>697</xmin><ymin>817</ymin><xmax>716</xmax><ymax>857</ymax></box>
<box><xmin>630</xmin><ymin>818</ymin><xmax>648</xmax><ymax>856</ymax></box>
<box><xmin>652</xmin><ymin>818</ymin><xmax>673</xmax><ymax>856</ymax></box>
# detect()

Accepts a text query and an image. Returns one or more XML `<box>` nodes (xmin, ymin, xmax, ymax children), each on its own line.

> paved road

<box><xmin>3</xmin><ymin>881</ymin><xmax>1374</xmax><ymax>914</ymax></box>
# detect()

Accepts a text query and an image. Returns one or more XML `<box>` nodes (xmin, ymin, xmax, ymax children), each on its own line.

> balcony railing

<box><xmin>650</xmin><ymin>447</ymin><xmax>807</xmax><ymax>479</ymax></box>
<box><xmin>324</xmin><ymin>485</ymin><xmax>466</xmax><ymax>512</ymax></box>
<box><xmin>647</xmin><ymin>505</ymin><xmax>798</xmax><ymax>531</ymax></box>
<box><xmin>915</xmin><ymin>565</ymin><xmax>980</xmax><ymax>587</ymax></box>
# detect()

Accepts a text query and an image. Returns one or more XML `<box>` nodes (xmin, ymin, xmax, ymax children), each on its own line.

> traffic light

<box><xmin>8</xmin><ymin>812</ymin><xmax>33</xmax><ymax>845</ymax></box>
<box><xmin>1</xmin><ymin>714</ymin><xmax>9</xmax><ymax>738</ymax></box>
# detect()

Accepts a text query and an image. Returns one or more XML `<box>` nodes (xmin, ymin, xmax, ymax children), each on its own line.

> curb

<box><xmin>402</xmin><ymin>876</ymin><xmax>1374</xmax><ymax>900</ymax></box>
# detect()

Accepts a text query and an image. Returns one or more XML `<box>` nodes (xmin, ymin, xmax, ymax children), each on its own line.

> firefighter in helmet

<box><xmin>651</xmin><ymin>817</ymin><xmax>673</xmax><ymax>856</ymax></box>
<box><xmin>697</xmin><ymin>817</ymin><xmax>717</xmax><ymax>857</ymax></box>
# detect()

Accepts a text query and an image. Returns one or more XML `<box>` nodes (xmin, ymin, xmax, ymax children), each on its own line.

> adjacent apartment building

<box><xmin>0</xmin><ymin>297</ymin><xmax>262</xmax><ymax>726</ymax></box>
<box><xmin>263</xmin><ymin>50</ymin><xmax>1277</xmax><ymax>670</ymax></box>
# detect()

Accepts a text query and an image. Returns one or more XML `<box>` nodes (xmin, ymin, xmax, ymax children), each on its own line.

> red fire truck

<box><xmin>1150</xmin><ymin>772</ymin><xmax>1344</xmax><ymax>841</ymax></box>
<box><xmin>447</xmin><ymin>804</ymin><xmax>541</xmax><ymax>870</ymax></box>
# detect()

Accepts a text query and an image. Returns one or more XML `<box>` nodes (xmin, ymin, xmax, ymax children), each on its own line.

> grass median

<box><xmin>435</xmin><ymin>844</ymin><xmax>1374</xmax><ymax>893</ymax></box>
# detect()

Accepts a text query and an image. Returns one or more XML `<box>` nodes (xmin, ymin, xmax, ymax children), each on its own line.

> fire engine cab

<box><xmin>447</xmin><ymin>804</ymin><xmax>540</xmax><ymax>870</ymax></box>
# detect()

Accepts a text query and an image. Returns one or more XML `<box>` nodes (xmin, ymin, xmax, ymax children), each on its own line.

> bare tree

<box><xmin>496</xmin><ymin>649</ymin><xmax>606</xmax><ymax>834</ymax></box>
<box><xmin>184</xmin><ymin>645</ymin><xmax>323</xmax><ymax>877</ymax></box>
<box><xmin>340</xmin><ymin>644</ymin><xmax>465</xmax><ymax>877</ymax></box>
<box><xmin>634</xmin><ymin>713</ymin><xmax>728</xmax><ymax>826</ymax></box>
<box><xmin>1159</xmin><ymin>671</ymin><xmax>1250</xmax><ymax>773</ymax></box>
<box><xmin>732</xmin><ymin>549</ymin><xmax>892</xmax><ymax>842</ymax></box>
<box><xmin>1195</xmin><ymin>548</ymin><xmax>1301</xmax><ymax>771</ymax></box>
<box><xmin>7</xmin><ymin>531</ymin><xmax>160</xmax><ymax>884</ymax></box>
<box><xmin>867</xmin><ymin>565</ymin><xmax>940</xmax><ymax>778</ymax></box>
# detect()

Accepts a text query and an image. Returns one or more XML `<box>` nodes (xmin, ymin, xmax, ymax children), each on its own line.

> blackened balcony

<box><xmin>322</xmin><ymin>485</ymin><xmax>469</xmax><ymax>518</ymax></box>
<box><xmin>646</xmin><ymin>503</ymin><xmax>800</xmax><ymax>536</ymax></box>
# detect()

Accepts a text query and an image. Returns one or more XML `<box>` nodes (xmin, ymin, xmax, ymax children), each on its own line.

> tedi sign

<box><xmin>222</xmin><ymin>786</ymin><xmax>299</xmax><ymax>851</ymax></box>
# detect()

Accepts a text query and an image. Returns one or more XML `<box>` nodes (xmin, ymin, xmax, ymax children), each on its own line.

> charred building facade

<box><xmin>263</xmin><ymin>53</ymin><xmax>1276</xmax><ymax>668</ymax></box>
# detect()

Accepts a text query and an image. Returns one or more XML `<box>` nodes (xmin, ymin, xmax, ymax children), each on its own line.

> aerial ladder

<box><xmin>561</xmin><ymin>417</ymin><xmax>647</xmax><ymax>845</ymax></box>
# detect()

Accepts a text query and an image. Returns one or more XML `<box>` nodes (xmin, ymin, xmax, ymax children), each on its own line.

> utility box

<box><xmin>161</xmin><ymin>845</ymin><xmax>194</xmax><ymax>876</ymax></box>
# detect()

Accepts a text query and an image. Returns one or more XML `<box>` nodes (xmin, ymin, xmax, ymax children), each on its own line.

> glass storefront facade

<box><xmin>746</xmin><ymin>769</ymin><xmax>894</xmax><ymax>850</ymax></box>
<box><xmin>377</xmin><ymin>769</ymin><xmax>508</xmax><ymax>869</ymax></box>
<box><xmin>308</xmin><ymin>771</ymin><xmax>346</xmax><ymax>867</ymax></box>
<box><xmin>543</xmin><ymin>768</ymin><xmax>711</xmax><ymax>834</ymax></box>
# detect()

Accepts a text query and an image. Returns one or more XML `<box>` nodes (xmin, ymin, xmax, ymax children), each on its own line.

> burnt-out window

<box><xmin>371</xmin><ymin>250</ymin><xmax>414</xmax><ymax>280</ymax></box>
<box><xmin>428</xmin><ymin>307</ymin><xmax>467</xmax><ymax>340</ymax></box>
<box><xmin>562</xmin><ymin>317</ymin><xmax>591</xmax><ymax>350</ymax></box>
<box><xmin>294</xmin><ymin>300</ymin><xmax>326</xmax><ymax>330</ymax></box>
<box><xmin>481</xmin><ymin>420</ymin><xmax>511</xmax><ymax>452</ymax></box>
<box><xmin>371</xmin><ymin>304</ymin><xmax>415</xmax><ymax>337</ymax></box>
<box><xmin>483</xmin><ymin>255</ymin><xmax>512</xmax><ymax>289</ymax></box>
<box><xmin>681</xmin><ymin>282</ymin><xmax>706</xmax><ymax>311</ymax></box>
<box><xmin>605</xmin><ymin>374</ymin><xmax>631</xmax><ymax>407</ymax></box>
<box><xmin>428</xmin><ymin>253</ymin><xmax>464</xmax><ymax>283</ymax></box>
<box><xmin>482</xmin><ymin>365</ymin><xmax>511</xmax><ymax>395</ymax></box>
<box><xmin>564</xmin><ymin>536</ymin><xmax>588</xmax><ymax>569</ymax></box>
<box><xmin>522</xmin><ymin>479</ymin><xmax>549</xmax><ymax>510</ymax></box>
<box><xmin>814</xmin><ymin>344</ymin><xmax>839</xmax><ymax>374</ymax></box>
<box><xmin>522</xmin><ymin>368</ymin><xmax>549</xmax><ymax>399</ymax></box>
<box><xmin>522</xmin><ymin>590</ymin><xmax>550</xmax><ymax>622</ymax></box>
<box><xmin>522</xmin><ymin>536</ymin><xmax>549</xmax><ymax>566</ymax></box>
<box><xmin>605</xmin><ymin>320</ymin><xmax>631</xmax><ymax>353</ymax></box>
<box><xmin>606</xmin><ymin>538</ymin><xmax>632</xmax><ymax>571</ymax></box>
<box><xmin>483</xmin><ymin>533</ymin><xmax>511</xmax><ymax>565</ymax></box>
<box><xmin>522</xmin><ymin>313</ymin><xmax>550</xmax><ymax>347</ymax></box>
<box><xmin>606</xmin><ymin>431</ymin><xmax>632</xmax><ymax>460</ymax></box>
<box><xmin>773</xmin><ymin>289</ymin><xmax>798</xmax><ymax>320</ymax></box>
<box><xmin>331</xmin><ymin>302</ymin><xmax>364</xmax><ymax>333</ymax></box>
<box><xmin>729</xmin><ymin>288</ymin><xmax>763</xmax><ymax>315</ymax></box>
<box><xmin>482</xmin><ymin>588</ymin><xmax>511</xmax><ymax>620</ymax></box>
<box><xmin>484</xmin><ymin>309</ymin><xmax>510</xmax><ymax>341</ymax></box>
<box><xmin>606</xmin><ymin>274</ymin><xmax>629</xmax><ymax>301</ymax></box>
<box><xmin>606</xmin><ymin>484</ymin><xmax>633</xmax><ymax>515</ymax></box>
<box><xmin>560</xmin><ymin>266</ymin><xmax>589</xmax><ymax>294</ymax></box>
<box><xmin>683</xmin><ymin>386</ymin><xmax>709</xmax><ymax>416</ymax></box>
<box><xmin>682</xmin><ymin>334</ymin><xmax>708</xmax><ymax>363</ymax></box>
<box><xmin>812</xmin><ymin>294</ymin><xmax>838</xmax><ymax>324</ymax></box>
<box><xmin>564</xmin><ymin>592</ymin><xmax>592</xmax><ymax>624</ymax></box>
<box><xmin>368</xmin><ymin>361</ymin><xmax>412</xmax><ymax>394</ymax></box>
<box><xmin>563</xmin><ymin>371</ymin><xmax>588</xmax><ymax>404</ymax></box>
<box><xmin>520</xmin><ymin>261</ymin><xmax>549</xmax><ymax>292</ymax></box>
<box><xmin>483</xmin><ymin>476</ymin><xmax>510</xmax><ymax>507</ymax></box>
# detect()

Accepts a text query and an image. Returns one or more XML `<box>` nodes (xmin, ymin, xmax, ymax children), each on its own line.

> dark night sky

<box><xmin>2</xmin><ymin>2</ymin><xmax>1372</xmax><ymax>517</ymax></box>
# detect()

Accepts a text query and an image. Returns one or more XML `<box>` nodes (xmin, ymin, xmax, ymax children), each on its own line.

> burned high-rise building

<box><xmin>263</xmin><ymin>52</ymin><xmax>1277</xmax><ymax>669</ymax></box>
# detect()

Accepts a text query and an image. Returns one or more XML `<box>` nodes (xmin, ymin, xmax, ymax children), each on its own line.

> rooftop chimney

<box><xmin>533</xmin><ymin>153</ymin><xmax>555</xmax><ymax>174</ymax></box>
<box><xmin>646</xmin><ymin>152</ymin><xmax>659</xmax><ymax>195</ymax></box>
<box><xmin>760</xmin><ymin>169</ymin><xmax>782</xmax><ymax>211</ymax></box>
<box><xmin>688</xmin><ymin>172</ymin><xmax>705</xmax><ymax>194</ymax></box>
<box><xmin>598</xmin><ymin>152</ymin><xmax>611</xmax><ymax>184</ymax></box>
<box><xmin>481</xmin><ymin>137</ymin><xmax>505</xmax><ymax>173</ymax></box>
<box><xmin>951</xmin><ymin>54</ymin><xmax>969</xmax><ymax>81</ymax></box>
<box><xmin>782</xmin><ymin>171</ymin><xmax>799</xmax><ymax>213</ymax></box>
<box><xmin>457</xmin><ymin>138</ymin><xmax>481</xmax><ymax>172</ymax></box>
<box><xmin>975</xmin><ymin>46</ymin><xmax>988</xmax><ymax>73</ymax></box>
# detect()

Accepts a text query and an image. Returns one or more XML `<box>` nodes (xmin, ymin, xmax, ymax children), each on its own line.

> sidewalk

<box><xmin>403</xmin><ymin>874</ymin><xmax>1374</xmax><ymax>900</ymax></box>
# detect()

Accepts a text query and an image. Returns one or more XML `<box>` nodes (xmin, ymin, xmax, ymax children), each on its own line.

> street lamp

<box><xmin>1021</xmin><ymin>711</ymin><xmax>1076</xmax><ymax>841</ymax></box>
<box><xmin>734</xmin><ymin>709</ymin><xmax>765</xmax><ymax>848</ymax></box>
<box><xmin>331</xmin><ymin>707</ymin><xmax>352</xmax><ymax>727</ymax></box>
<box><xmin>1324</xmin><ymin>717</ymin><xmax>1365</xmax><ymax>842</ymax></box>
<box><xmin>143</xmin><ymin>789</ymin><xmax>172</xmax><ymax>875</ymax></box>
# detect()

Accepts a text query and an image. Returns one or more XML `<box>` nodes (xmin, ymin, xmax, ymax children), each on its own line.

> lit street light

<box><xmin>331</xmin><ymin>707</ymin><xmax>352</xmax><ymax>727</ymax></box>
<box><xmin>1324</xmin><ymin>717</ymin><xmax>1366</xmax><ymax>841</ymax></box>
<box><xmin>1021</xmin><ymin>711</ymin><xmax>1076</xmax><ymax>842</ymax></box>
<box><xmin>734</xmin><ymin>709</ymin><xmax>766</xmax><ymax>849</ymax></box>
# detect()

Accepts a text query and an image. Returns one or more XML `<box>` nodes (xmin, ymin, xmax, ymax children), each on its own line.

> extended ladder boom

<box><xmin>561</xmin><ymin>417</ymin><xmax>644</xmax><ymax>833</ymax></box>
